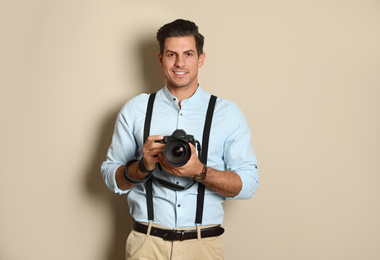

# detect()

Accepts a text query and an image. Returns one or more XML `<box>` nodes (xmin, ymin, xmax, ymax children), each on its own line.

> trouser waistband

<box><xmin>132</xmin><ymin>220</ymin><xmax>225</xmax><ymax>241</ymax></box>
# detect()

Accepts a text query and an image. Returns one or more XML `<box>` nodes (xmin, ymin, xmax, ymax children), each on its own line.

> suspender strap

<box><xmin>144</xmin><ymin>93</ymin><xmax>156</xmax><ymax>142</ymax></box>
<box><xmin>195</xmin><ymin>95</ymin><xmax>217</xmax><ymax>224</ymax></box>
<box><xmin>145</xmin><ymin>178</ymin><xmax>154</xmax><ymax>221</ymax></box>
<box><xmin>144</xmin><ymin>93</ymin><xmax>156</xmax><ymax>221</ymax></box>
<box><xmin>200</xmin><ymin>95</ymin><xmax>217</xmax><ymax>164</ymax></box>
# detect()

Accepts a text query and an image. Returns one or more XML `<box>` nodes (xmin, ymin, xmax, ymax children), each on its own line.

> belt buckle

<box><xmin>180</xmin><ymin>230</ymin><xmax>185</xmax><ymax>241</ymax></box>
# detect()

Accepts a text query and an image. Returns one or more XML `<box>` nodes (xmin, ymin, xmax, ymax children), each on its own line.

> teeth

<box><xmin>175</xmin><ymin>72</ymin><xmax>186</xmax><ymax>75</ymax></box>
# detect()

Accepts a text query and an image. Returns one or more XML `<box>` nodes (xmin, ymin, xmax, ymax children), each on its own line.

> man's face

<box><xmin>158</xmin><ymin>36</ymin><xmax>205</xmax><ymax>91</ymax></box>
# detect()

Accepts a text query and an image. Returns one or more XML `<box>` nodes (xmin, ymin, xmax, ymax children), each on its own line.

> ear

<box><xmin>158</xmin><ymin>52</ymin><xmax>163</xmax><ymax>67</ymax></box>
<box><xmin>198</xmin><ymin>52</ymin><xmax>206</xmax><ymax>68</ymax></box>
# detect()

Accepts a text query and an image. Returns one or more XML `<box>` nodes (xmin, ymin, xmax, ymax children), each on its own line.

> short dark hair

<box><xmin>156</xmin><ymin>19</ymin><xmax>204</xmax><ymax>56</ymax></box>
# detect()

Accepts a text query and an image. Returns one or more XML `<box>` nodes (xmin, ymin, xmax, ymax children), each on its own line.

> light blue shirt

<box><xmin>101</xmin><ymin>86</ymin><xmax>259</xmax><ymax>228</ymax></box>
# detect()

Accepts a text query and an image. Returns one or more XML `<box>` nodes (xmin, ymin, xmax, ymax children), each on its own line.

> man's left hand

<box><xmin>157</xmin><ymin>143</ymin><xmax>203</xmax><ymax>178</ymax></box>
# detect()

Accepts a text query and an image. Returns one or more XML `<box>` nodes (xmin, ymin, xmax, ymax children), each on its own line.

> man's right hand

<box><xmin>116</xmin><ymin>135</ymin><xmax>165</xmax><ymax>191</ymax></box>
<box><xmin>142</xmin><ymin>135</ymin><xmax>165</xmax><ymax>171</ymax></box>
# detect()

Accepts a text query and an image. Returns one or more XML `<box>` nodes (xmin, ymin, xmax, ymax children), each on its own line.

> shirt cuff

<box><xmin>108</xmin><ymin>164</ymin><xmax>130</xmax><ymax>195</ymax></box>
<box><xmin>228</xmin><ymin>168</ymin><xmax>259</xmax><ymax>200</ymax></box>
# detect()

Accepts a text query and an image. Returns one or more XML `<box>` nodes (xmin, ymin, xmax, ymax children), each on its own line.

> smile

<box><xmin>173</xmin><ymin>71</ymin><xmax>187</xmax><ymax>75</ymax></box>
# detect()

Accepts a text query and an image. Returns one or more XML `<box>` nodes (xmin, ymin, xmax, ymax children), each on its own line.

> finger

<box><xmin>143</xmin><ymin>137</ymin><xmax>164</xmax><ymax>154</ymax></box>
<box><xmin>144</xmin><ymin>136</ymin><xmax>165</xmax><ymax>151</ymax></box>
<box><xmin>189</xmin><ymin>143</ymin><xmax>197</xmax><ymax>153</ymax></box>
<box><xmin>157</xmin><ymin>154</ymin><xmax>171</xmax><ymax>170</ymax></box>
<box><xmin>157</xmin><ymin>153</ymin><xmax>166</xmax><ymax>166</ymax></box>
<box><xmin>145</xmin><ymin>135</ymin><xmax>164</xmax><ymax>144</ymax></box>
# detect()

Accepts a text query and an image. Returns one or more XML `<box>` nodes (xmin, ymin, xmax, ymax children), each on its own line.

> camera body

<box><xmin>156</xmin><ymin>129</ymin><xmax>197</xmax><ymax>167</ymax></box>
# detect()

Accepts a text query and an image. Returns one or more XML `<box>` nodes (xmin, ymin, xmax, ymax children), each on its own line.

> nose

<box><xmin>174</xmin><ymin>55</ymin><xmax>185</xmax><ymax>67</ymax></box>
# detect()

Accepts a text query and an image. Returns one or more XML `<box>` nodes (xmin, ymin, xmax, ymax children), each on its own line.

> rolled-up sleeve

<box><xmin>101</xmin><ymin>97</ymin><xmax>139</xmax><ymax>194</ymax></box>
<box><xmin>223</xmin><ymin>102</ymin><xmax>259</xmax><ymax>200</ymax></box>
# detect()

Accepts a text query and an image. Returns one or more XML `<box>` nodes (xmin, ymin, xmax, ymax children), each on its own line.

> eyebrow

<box><xmin>165</xmin><ymin>49</ymin><xmax>196</xmax><ymax>54</ymax></box>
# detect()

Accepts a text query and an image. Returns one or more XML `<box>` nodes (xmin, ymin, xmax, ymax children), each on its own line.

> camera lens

<box><xmin>172</xmin><ymin>146</ymin><xmax>185</xmax><ymax>158</ymax></box>
<box><xmin>163</xmin><ymin>139</ymin><xmax>191</xmax><ymax>167</ymax></box>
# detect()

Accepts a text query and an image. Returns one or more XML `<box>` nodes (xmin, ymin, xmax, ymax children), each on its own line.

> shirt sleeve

<box><xmin>223</xmin><ymin>102</ymin><xmax>259</xmax><ymax>200</ymax></box>
<box><xmin>100</xmin><ymin>97</ymin><xmax>139</xmax><ymax>195</ymax></box>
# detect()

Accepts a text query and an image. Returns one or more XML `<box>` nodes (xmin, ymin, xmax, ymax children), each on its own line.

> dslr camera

<box><xmin>156</xmin><ymin>129</ymin><xmax>199</xmax><ymax>167</ymax></box>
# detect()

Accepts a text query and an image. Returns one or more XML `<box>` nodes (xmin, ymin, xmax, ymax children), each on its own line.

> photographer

<box><xmin>101</xmin><ymin>19</ymin><xmax>259</xmax><ymax>259</ymax></box>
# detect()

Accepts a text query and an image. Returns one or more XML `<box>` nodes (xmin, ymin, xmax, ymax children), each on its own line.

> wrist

<box><xmin>124</xmin><ymin>159</ymin><xmax>152</xmax><ymax>184</ymax></box>
<box><xmin>138</xmin><ymin>158</ymin><xmax>150</xmax><ymax>173</ymax></box>
<box><xmin>141</xmin><ymin>157</ymin><xmax>156</xmax><ymax>172</ymax></box>
<box><xmin>193</xmin><ymin>164</ymin><xmax>207</xmax><ymax>182</ymax></box>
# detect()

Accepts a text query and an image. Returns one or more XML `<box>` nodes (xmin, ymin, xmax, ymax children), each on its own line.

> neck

<box><xmin>167</xmin><ymin>84</ymin><xmax>199</xmax><ymax>107</ymax></box>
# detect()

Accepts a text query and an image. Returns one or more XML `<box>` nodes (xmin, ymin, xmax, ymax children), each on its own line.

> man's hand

<box><xmin>158</xmin><ymin>143</ymin><xmax>203</xmax><ymax>178</ymax></box>
<box><xmin>142</xmin><ymin>135</ymin><xmax>165</xmax><ymax>171</ymax></box>
<box><xmin>115</xmin><ymin>135</ymin><xmax>164</xmax><ymax>191</ymax></box>
<box><xmin>158</xmin><ymin>142</ymin><xmax>242</xmax><ymax>197</ymax></box>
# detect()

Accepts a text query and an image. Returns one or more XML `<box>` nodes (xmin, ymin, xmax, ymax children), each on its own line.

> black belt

<box><xmin>132</xmin><ymin>220</ymin><xmax>225</xmax><ymax>241</ymax></box>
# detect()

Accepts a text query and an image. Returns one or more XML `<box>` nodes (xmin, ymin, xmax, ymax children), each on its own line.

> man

<box><xmin>101</xmin><ymin>19</ymin><xmax>259</xmax><ymax>259</ymax></box>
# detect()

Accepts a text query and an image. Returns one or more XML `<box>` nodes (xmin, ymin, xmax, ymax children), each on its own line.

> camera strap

<box><xmin>143</xmin><ymin>92</ymin><xmax>217</xmax><ymax>225</ymax></box>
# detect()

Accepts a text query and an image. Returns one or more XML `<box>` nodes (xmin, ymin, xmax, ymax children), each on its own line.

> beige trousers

<box><xmin>125</xmin><ymin>224</ymin><xmax>224</xmax><ymax>260</ymax></box>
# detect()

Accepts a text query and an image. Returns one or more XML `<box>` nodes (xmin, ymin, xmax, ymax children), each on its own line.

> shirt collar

<box><xmin>162</xmin><ymin>85</ymin><xmax>207</xmax><ymax>107</ymax></box>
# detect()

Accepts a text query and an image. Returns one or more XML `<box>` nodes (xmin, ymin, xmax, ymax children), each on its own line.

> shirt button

<box><xmin>173</xmin><ymin>98</ymin><xmax>176</xmax><ymax>101</ymax></box>
<box><xmin>180</xmin><ymin>113</ymin><xmax>183</xmax><ymax>116</ymax></box>
<box><xmin>176</xmin><ymin>181</ymin><xmax>179</xmax><ymax>185</ymax></box>
<box><xmin>178</xmin><ymin>204</ymin><xmax>181</xmax><ymax>207</ymax></box>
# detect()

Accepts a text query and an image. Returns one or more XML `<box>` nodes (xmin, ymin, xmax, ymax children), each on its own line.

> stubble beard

<box><xmin>167</xmin><ymin>73</ymin><xmax>198</xmax><ymax>90</ymax></box>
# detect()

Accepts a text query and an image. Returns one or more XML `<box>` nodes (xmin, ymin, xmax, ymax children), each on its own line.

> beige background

<box><xmin>1</xmin><ymin>0</ymin><xmax>380</xmax><ymax>259</ymax></box>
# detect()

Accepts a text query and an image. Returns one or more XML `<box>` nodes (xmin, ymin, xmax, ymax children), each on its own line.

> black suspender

<box><xmin>143</xmin><ymin>92</ymin><xmax>156</xmax><ymax>142</ymax></box>
<box><xmin>143</xmin><ymin>93</ymin><xmax>156</xmax><ymax>221</ymax></box>
<box><xmin>143</xmin><ymin>92</ymin><xmax>217</xmax><ymax>224</ymax></box>
<box><xmin>195</xmin><ymin>94</ymin><xmax>217</xmax><ymax>224</ymax></box>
